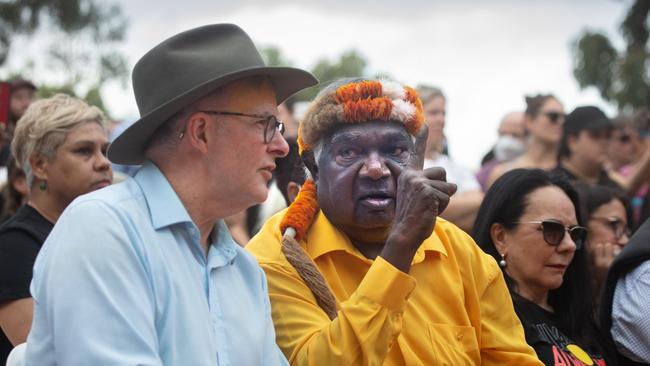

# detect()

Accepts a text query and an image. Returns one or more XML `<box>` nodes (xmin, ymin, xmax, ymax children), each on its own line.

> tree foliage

<box><xmin>260</xmin><ymin>46</ymin><xmax>374</xmax><ymax>101</ymax></box>
<box><xmin>573</xmin><ymin>0</ymin><xmax>650</xmax><ymax>111</ymax></box>
<box><xmin>0</xmin><ymin>0</ymin><xmax>129</xmax><ymax>117</ymax></box>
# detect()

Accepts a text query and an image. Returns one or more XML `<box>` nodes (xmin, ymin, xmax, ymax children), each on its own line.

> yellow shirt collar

<box><xmin>305</xmin><ymin>211</ymin><xmax>448</xmax><ymax>264</ymax></box>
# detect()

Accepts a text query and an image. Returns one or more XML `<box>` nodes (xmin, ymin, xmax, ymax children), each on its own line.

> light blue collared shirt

<box><xmin>611</xmin><ymin>260</ymin><xmax>650</xmax><ymax>363</ymax></box>
<box><xmin>25</xmin><ymin>162</ymin><xmax>288</xmax><ymax>366</ymax></box>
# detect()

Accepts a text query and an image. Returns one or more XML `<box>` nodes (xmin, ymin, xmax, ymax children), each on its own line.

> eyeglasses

<box><xmin>540</xmin><ymin>111</ymin><xmax>566</xmax><ymax>124</ymax></box>
<box><xmin>514</xmin><ymin>220</ymin><xmax>587</xmax><ymax>250</ymax></box>
<box><xmin>198</xmin><ymin>111</ymin><xmax>285</xmax><ymax>144</ymax></box>
<box><xmin>589</xmin><ymin>216</ymin><xmax>630</xmax><ymax>240</ymax></box>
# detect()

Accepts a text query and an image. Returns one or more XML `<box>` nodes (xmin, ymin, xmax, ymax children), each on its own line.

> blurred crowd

<box><xmin>1</xmin><ymin>24</ymin><xmax>650</xmax><ymax>366</ymax></box>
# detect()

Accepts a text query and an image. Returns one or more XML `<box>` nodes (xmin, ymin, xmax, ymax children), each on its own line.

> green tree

<box><xmin>260</xmin><ymin>46</ymin><xmax>293</xmax><ymax>67</ymax></box>
<box><xmin>259</xmin><ymin>46</ymin><xmax>393</xmax><ymax>102</ymax></box>
<box><xmin>0</xmin><ymin>0</ymin><xmax>129</xmax><ymax>116</ymax></box>
<box><xmin>572</xmin><ymin>0</ymin><xmax>650</xmax><ymax>111</ymax></box>
<box><xmin>297</xmin><ymin>49</ymin><xmax>371</xmax><ymax>101</ymax></box>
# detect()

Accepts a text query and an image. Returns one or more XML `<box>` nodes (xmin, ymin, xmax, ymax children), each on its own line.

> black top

<box><xmin>0</xmin><ymin>204</ymin><xmax>53</xmax><ymax>364</ymax></box>
<box><xmin>601</xmin><ymin>218</ymin><xmax>650</xmax><ymax>366</ymax></box>
<box><xmin>0</xmin><ymin>144</ymin><xmax>9</xmax><ymax>167</ymax></box>
<box><xmin>514</xmin><ymin>297</ymin><xmax>608</xmax><ymax>366</ymax></box>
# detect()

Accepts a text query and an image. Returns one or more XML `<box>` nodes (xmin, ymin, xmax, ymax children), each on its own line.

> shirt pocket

<box><xmin>428</xmin><ymin>323</ymin><xmax>480</xmax><ymax>365</ymax></box>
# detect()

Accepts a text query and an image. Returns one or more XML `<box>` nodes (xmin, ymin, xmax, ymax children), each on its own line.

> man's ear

<box><xmin>490</xmin><ymin>222</ymin><xmax>509</xmax><ymax>256</ymax></box>
<box><xmin>29</xmin><ymin>154</ymin><xmax>49</xmax><ymax>182</ymax></box>
<box><xmin>287</xmin><ymin>182</ymin><xmax>302</xmax><ymax>203</ymax></box>
<box><xmin>301</xmin><ymin>150</ymin><xmax>318</xmax><ymax>182</ymax></box>
<box><xmin>184</xmin><ymin>113</ymin><xmax>210</xmax><ymax>154</ymax></box>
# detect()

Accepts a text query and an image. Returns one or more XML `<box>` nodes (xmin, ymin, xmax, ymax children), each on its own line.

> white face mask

<box><xmin>494</xmin><ymin>135</ymin><xmax>526</xmax><ymax>162</ymax></box>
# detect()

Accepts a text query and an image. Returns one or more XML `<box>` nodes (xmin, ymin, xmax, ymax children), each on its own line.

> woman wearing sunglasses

<box><xmin>472</xmin><ymin>169</ymin><xmax>613</xmax><ymax>365</ymax></box>
<box><xmin>487</xmin><ymin>94</ymin><xmax>565</xmax><ymax>188</ymax></box>
<box><xmin>574</xmin><ymin>183</ymin><xmax>630</xmax><ymax>299</ymax></box>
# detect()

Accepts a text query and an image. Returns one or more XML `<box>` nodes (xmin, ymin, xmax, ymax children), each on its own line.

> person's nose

<box><xmin>95</xmin><ymin>150</ymin><xmax>111</xmax><ymax>171</ymax></box>
<box><xmin>360</xmin><ymin>152</ymin><xmax>390</xmax><ymax>180</ymax></box>
<box><xmin>557</xmin><ymin>230</ymin><xmax>578</xmax><ymax>253</ymax></box>
<box><xmin>268</xmin><ymin>131</ymin><xmax>290</xmax><ymax>158</ymax></box>
<box><xmin>619</xmin><ymin>230</ymin><xmax>630</xmax><ymax>247</ymax></box>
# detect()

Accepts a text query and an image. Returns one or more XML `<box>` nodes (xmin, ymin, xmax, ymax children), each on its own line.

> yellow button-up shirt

<box><xmin>247</xmin><ymin>210</ymin><xmax>542</xmax><ymax>365</ymax></box>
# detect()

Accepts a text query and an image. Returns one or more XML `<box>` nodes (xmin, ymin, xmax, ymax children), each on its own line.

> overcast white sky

<box><xmin>5</xmin><ymin>0</ymin><xmax>632</xmax><ymax>169</ymax></box>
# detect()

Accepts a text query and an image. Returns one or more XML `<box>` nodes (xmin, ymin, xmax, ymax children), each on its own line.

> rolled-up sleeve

<box><xmin>25</xmin><ymin>201</ymin><xmax>163</xmax><ymax>366</ymax></box>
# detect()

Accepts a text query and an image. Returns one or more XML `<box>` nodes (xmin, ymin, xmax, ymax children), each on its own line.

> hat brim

<box><xmin>108</xmin><ymin>66</ymin><xmax>317</xmax><ymax>165</ymax></box>
<box><xmin>583</xmin><ymin>117</ymin><xmax>612</xmax><ymax>131</ymax></box>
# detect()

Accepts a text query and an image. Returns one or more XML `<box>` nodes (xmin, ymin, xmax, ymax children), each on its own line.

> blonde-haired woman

<box><xmin>0</xmin><ymin>94</ymin><xmax>112</xmax><ymax>363</ymax></box>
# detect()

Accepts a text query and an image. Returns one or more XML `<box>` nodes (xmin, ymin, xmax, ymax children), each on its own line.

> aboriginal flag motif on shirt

<box><xmin>514</xmin><ymin>297</ymin><xmax>607</xmax><ymax>366</ymax></box>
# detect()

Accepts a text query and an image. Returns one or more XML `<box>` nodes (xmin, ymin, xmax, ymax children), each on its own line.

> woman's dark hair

<box><xmin>524</xmin><ymin>93</ymin><xmax>557</xmax><ymax>117</ymax></box>
<box><xmin>471</xmin><ymin>168</ymin><xmax>609</xmax><ymax>357</ymax></box>
<box><xmin>1</xmin><ymin>157</ymin><xmax>26</xmax><ymax>222</ymax></box>
<box><xmin>275</xmin><ymin>138</ymin><xmax>306</xmax><ymax>206</ymax></box>
<box><xmin>573</xmin><ymin>183</ymin><xmax>631</xmax><ymax>229</ymax></box>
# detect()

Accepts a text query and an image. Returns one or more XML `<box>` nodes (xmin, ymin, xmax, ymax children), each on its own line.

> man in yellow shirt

<box><xmin>247</xmin><ymin>79</ymin><xmax>542</xmax><ymax>365</ymax></box>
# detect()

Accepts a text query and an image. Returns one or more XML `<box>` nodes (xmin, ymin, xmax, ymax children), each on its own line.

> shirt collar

<box><xmin>207</xmin><ymin>220</ymin><xmax>239</xmax><ymax>267</ymax></box>
<box><xmin>305</xmin><ymin>210</ymin><xmax>447</xmax><ymax>263</ymax></box>
<box><xmin>134</xmin><ymin>161</ymin><xmax>193</xmax><ymax>230</ymax></box>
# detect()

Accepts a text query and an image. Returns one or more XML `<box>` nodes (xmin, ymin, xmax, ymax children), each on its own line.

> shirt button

<box><xmin>456</xmin><ymin>332</ymin><xmax>463</xmax><ymax>341</ymax></box>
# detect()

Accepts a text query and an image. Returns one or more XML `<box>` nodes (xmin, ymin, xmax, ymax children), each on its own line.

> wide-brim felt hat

<box><xmin>108</xmin><ymin>23</ymin><xmax>318</xmax><ymax>165</ymax></box>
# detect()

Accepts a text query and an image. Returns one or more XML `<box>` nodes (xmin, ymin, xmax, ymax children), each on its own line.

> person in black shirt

<box><xmin>554</xmin><ymin>106</ymin><xmax>650</xmax><ymax>200</ymax></box>
<box><xmin>472</xmin><ymin>169</ymin><xmax>613</xmax><ymax>365</ymax></box>
<box><xmin>0</xmin><ymin>94</ymin><xmax>113</xmax><ymax>364</ymax></box>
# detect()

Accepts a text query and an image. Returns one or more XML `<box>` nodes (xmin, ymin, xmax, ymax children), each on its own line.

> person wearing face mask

<box><xmin>477</xmin><ymin>112</ymin><xmax>526</xmax><ymax>191</ymax></box>
<box><xmin>488</xmin><ymin>94</ymin><xmax>565</xmax><ymax>189</ymax></box>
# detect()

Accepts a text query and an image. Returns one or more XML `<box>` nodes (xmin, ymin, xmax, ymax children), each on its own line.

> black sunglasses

<box><xmin>514</xmin><ymin>220</ymin><xmax>587</xmax><ymax>250</ymax></box>
<box><xmin>540</xmin><ymin>111</ymin><xmax>566</xmax><ymax>124</ymax></box>
<box><xmin>589</xmin><ymin>216</ymin><xmax>631</xmax><ymax>240</ymax></box>
<box><xmin>199</xmin><ymin>111</ymin><xmax>285</xmax><ymax>143</ymax></box>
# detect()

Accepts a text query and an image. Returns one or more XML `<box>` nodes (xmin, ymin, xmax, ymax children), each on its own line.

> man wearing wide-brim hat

<box><xmin>24</xmin><ymin>24</ymin><xmax>316</xmax><ymax>365</ymax></box>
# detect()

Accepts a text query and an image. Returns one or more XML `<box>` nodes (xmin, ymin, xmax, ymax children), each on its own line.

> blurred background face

<box><xmin>587</xmin><ymin>198</ymin><xmax>629</xmax><ymax>250</ymax></box>
<box><xmin>526</xmin><ymin>98</ymin><xmax>565</xmax><ymax>145</ymax></box>
<box><xmin>608</xmin><ymin>126</ymin><xmax>637</xmax><ymax>169</ymax></box>
<box><xmin>9</xmin><ymin>87</ymin><xmax>36</xmax><ymax>121</ymax></box>
<box><xmin>277</xmin><ymin>102</ymin><xmax>298</xmax><ymax>137</ymax></box>
<box><xmin>43</xmin><ymin>121</ymin><xmax>112</xmax><ymax>206</ymax></box>
<box><xmin>494</xmin><ymin>112</ymin><xmax>527</xmax><ymax>161</ymax></box>
<box><xmin>423</xmin><ymin>96</ymin><xmax>446</xmax><ymax>156</ymax></box>
<box><xmin>569</xmin><ymin>128</ymin><xmax>611</xmax><ymax>168</ymax></box>
<box><xmin>498</xmin><ymin>186</ymin><xmax>578</xmax><ymax>297</ymax></box>
<box><xmin>498</xmin><ymin>112</ymin><xmax>526</xmax><ymax>139</ymax></box>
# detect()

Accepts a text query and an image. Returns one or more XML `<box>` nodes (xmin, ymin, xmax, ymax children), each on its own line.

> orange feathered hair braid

<box><xmin>279</xmin><ymin>179</ymin><xmax>338</xmax><ymax>319</ymax></box>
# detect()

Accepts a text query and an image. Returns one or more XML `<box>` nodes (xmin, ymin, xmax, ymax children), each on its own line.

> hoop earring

<box><xmin>39</xmin><ymin>181</ymin><xmax>47</xmax><ymax>191</ymax></box>
<box><xmin>499</xmin><ymin>253</ymin><xmax>507</xmax><ymax>268</ymax></box>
